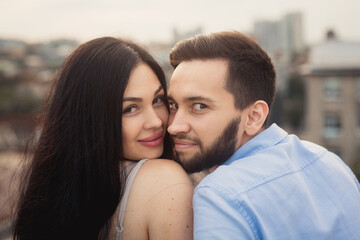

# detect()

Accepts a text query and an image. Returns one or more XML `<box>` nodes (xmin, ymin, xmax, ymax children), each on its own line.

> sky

<box><xmin>1</xmin><ymin>0</ymin><xmax>360</xmax><ymax>45</ymax></box>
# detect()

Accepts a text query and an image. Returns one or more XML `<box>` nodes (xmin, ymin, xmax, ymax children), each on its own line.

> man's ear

<box><xmin>244</xmin><ymin>100</ymin><xmax>269</xmax><ymax>136</ymax></box>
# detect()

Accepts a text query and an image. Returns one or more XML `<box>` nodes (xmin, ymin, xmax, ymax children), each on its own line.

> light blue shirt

<box><xmin>193</xmin><ymin>124</ymin><xmax>360</xmax><ymax>239</ymax></box>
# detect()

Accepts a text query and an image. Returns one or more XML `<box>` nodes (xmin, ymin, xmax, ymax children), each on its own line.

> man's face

<box><xmin>167</xmin><ymin>59</ymin><xmax>246</xmax><ymax>173</ymax></box>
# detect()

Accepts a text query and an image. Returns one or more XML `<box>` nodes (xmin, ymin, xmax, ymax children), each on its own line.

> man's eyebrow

<box><xmin>167</xmin><ymin>95</ymin><xmax>215</xmax><ymax>103</ymax></box>
<box><xmin>185</xmin><ymin>96</ymin><xmax>215</xmax><ymax>103</ymax></box>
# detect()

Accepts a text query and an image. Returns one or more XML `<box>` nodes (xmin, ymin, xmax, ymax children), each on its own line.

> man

<box><xmin>167</xmin><ymin>31</ymin><xmax>360</xmax><ymax>239</ymax></box>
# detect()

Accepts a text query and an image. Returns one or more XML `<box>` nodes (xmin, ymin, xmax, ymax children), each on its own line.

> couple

<box><xmin>12</xmin><ymin>32</ymin><xmax>360</xmax><ymax>240</ymax></box>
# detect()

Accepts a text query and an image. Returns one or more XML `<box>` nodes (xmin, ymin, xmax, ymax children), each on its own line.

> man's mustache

<box><xmin>169</xmin><ymin>133</ymin><xmax>202</xmax><ymax>146</ymax></box>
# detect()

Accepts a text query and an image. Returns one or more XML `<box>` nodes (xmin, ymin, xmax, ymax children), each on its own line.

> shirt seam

<box><xmin>194</xmin><ymin>185</ymin><xmax>260</xmax><ymax>239</ymax></box>
<box><xmin>225</xmin><ymin>126</ymin><xmax>287</xmax><ymax>166</ymax></box>
<box><xmin>233</xmin><ymin>148</ymin><xmax>328</xmax><ymax>197</ymax></box>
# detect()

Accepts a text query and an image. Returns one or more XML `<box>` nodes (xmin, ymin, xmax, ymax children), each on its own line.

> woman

<box><xmin>12</xmin><ymin>37</ymin><xmax>193</xmax><ymax>240</ymax></box>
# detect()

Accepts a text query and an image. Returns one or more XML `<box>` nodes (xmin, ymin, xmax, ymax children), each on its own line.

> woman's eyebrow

<box><xmin>154</xmin><ymin>85</ymin><xmax>163</xmax><ymax>96</ymax></box>
<box><xmin>123</xmin><ymin>97</ymin><xmax>142</xmax><ymax>102</ymax></box>
<box><xmin>123</xmin><ymin>86</ymin><xmax>163</xmax><ymax>102</ymax></box>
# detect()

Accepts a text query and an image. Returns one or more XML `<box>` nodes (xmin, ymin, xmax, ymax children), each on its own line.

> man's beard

<box><xmin>173</xmin><ymin>117</ymin><xmax>241</xmax><ymax>173</ymax></box>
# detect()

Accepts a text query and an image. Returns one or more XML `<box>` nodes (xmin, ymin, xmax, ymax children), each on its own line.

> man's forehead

<box><xmin>172</xmin><ymin>59</ymin><xmax>228</xmax><ymax>78</ymax></box>
<box><xmin>169</xmin><ymin>59</ymin><xmax>228</xmax><ymax>95</ymax></box>
<box><xmin>168</xmin><ymin>78</ymin><xmax>224</xmax><ymax>100</ymax></box>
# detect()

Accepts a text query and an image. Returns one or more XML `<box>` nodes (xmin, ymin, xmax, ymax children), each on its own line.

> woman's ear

<box><xmin>244</xmin><ymin>100</ymin><xmax>269</xmax><ymax>136</ymax></box>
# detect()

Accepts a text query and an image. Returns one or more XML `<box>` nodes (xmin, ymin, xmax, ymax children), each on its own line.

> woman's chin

<box><xmin>125</xmin><ymin>147</ymin><xmax>164</xmax><ymax>160</ymax></box>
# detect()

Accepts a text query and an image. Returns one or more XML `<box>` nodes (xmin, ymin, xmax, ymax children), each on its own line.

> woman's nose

<box><xmin>143</xmin><ymin>108</ymin><xmax>163</xmax><ymax>130</ymax></box>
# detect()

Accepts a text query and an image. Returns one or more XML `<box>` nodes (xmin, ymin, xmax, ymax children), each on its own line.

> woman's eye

<box><xmin>123</xmin><ymin>105</ymin><xmax>138</xmax><ymax>114</ymax></box>
<box><xmin>193</xmin><ymin>103</ymin><xmax>207</xmax><ymax>111</ymax></box>
<box><xmin>153</xmin><ymin>96</ymin><xmax>164</xmax><ymax>105</ymax></box>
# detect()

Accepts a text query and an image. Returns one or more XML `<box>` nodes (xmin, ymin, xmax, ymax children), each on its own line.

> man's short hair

<box><xmin>169</xmin><ymin>31</ymin><xmax>276</xmax><ymax>111</ymax></box>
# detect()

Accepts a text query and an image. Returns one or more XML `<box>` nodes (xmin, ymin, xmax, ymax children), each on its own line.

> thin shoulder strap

<box><xmin>116</xmin><ymin>159</ymin><xmax>148</xmax><ymax>240</ymax></box>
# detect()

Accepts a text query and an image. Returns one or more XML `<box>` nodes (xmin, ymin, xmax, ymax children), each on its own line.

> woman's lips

<box><xmin>138</xmin><ymin>131</ymin><xmax>164</xmax><ymax>147</ymax></box>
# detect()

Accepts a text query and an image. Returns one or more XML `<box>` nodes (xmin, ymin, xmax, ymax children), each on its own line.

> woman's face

<box><xmin>122</xmin><ymin>63</ymin><xmax>169</xmax><ymax>160</ymax></box>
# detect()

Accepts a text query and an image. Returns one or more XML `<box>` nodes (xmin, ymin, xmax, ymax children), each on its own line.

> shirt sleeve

<box><xmin>193</xmin><ymin>186</ymin><xmax>256</xmax><ymax>240</ymax></box>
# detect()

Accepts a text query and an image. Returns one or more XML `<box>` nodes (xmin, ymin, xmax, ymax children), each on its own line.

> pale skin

<box><xmin>108</xmin><ymin>63</ymin><xmax>193</xmax><ymax>239</ymax></box>
<box><xmin>167</xmin><ymin>59</ymin><xmax>269</xmax><ymax>172</ymax></box>
<box><xmin>121</xmin><ymin>160</ymin><xmax>193</xmax><ymax>240</ymax></box>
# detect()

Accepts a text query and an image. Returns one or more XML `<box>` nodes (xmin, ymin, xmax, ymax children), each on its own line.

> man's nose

<box><xmin>167</xmin><ymin>111</ymin><xmax>191</xmax><ymax>135</ymax></box>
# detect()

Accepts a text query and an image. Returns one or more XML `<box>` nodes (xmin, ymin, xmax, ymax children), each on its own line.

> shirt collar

<box><xmin>224</xmin><ymin>123</ymin><xmax>288</xmax><ymax>166</ymax></box>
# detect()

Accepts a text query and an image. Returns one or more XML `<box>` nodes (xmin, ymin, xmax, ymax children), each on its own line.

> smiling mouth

<box><xmin>138</xmin><ymin>131</ymin><xmax>164</xmax><ymax>147</ymax></box>
<box><xmin>173</xmin><ymin>139</ymin><xmax>197</xmax><ymax>150</ymax></box>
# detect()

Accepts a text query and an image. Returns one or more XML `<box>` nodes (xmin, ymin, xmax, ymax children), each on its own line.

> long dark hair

<box><xmin>12</xmin><ymin>37</ymin><xmax>171</xmax><ymax>240</ymax></box>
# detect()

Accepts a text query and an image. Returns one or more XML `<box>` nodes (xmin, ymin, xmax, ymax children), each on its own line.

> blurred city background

<box><xmin>0</xmin><ymin>0</ymin><xmax>360</xmax><ymax>239</ymax></box>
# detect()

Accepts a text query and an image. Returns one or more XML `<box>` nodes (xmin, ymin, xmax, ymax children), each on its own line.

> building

<box><xmin>253</xmin><ymin>12</ymin><xmax>304</xmax><ymax>91</ymax></box>
<box><xmin>253</xmin><ymin>12</ymin><xmax>304</xmax><ymax>61</ymax></box>
<box><xmin>280</xmin><ymin>12</ymin><xmax>304</xmax><ymax>58</ymax></box>
<box><xmin>300</xmin><ymin>31</ymin><xmax>360</xmax><ymax>166</ymax></box>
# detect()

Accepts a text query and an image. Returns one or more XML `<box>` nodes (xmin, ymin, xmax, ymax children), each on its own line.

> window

<box><xmin>323</xmin><ymin>113</ymin><xmax>341</xmax><ymax>138</ymax></box>
<box><xmin>323</xmin><ymin>78</ymin><xmax>341</xmax><ymax>100</ymax></box>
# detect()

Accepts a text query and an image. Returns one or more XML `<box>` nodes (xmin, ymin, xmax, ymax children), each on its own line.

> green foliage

<box><xmin>0</xmin><ymin>84</ymin><xmax>43</xmax><ymax>114</ymax></box>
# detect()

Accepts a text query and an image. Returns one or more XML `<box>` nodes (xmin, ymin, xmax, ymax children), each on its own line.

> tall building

<box><xmin>300</xmin><ymin>31</ymin><xmax>360</xmax><ymax>166</ymax></box>
<box><xmin>253</xmin><ymin>12</ymin><xmax>304</xmax><ymax>62</ymax></box>
<box><xmin>280</xmin><ymin>12</ymin><xmax>304</xmax><ymax>58</ymax></box>
<box><xmin>253</xmin><ymin>12</ymin><xmax>304</xmax><ymax>91</ymax></box>
<box><xmin>253</xmin><ymin>21</ymin><xmax>281</xmax><ymax>58</ymax></box>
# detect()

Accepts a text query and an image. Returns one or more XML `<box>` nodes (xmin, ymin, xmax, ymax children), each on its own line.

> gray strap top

<box><xmin>115</xmin><ymin>158</ymin><xmax>148</xmax><ymax>240</ymax></box>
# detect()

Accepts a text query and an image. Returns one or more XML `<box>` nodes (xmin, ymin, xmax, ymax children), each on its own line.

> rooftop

<box><xmin>309</xmin><ymin>39</ymin><xmax>360</xmax><ymax>71</ymax></box>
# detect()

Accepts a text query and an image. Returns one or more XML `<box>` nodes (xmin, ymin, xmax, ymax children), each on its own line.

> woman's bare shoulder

<box><xmin>122</xmin><ymin>159</ymin><xmax>194</xmax><ymax>239</ymax></box>
<box><xmin>136</xmin><ymin>159</ymin><xmax>193</xmax><ymax>189</ymax></box>
<box><xmin>142</xmin><ymin>159</ymin><xmax>188</xmax><ymax>174</ymax></box>
<box><xmin>134</xmin><ymin>159</ymin><xmax>194</xmax><ymax>239</ymax></box>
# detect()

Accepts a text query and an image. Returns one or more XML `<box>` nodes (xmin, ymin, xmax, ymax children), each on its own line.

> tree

<box><xmin>351</xmin><ymin>150</ymin><xmax>360</xmax><ymax>181</ymax></box>
<box><xmin>282</xmin><ymin>73</ymin><xmax>305</xmax><ymax>130</ymax></box>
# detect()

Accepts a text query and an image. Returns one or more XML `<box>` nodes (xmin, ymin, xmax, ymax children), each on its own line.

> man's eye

<box><xmin>169</xmin><ymin>102</ymin><xmax>178</xmax><ymax>111</ymax></box>
<box><xmin>193</xmin><ymin>103</ymin><xmax>207</xmax><ymax>111</ymax></box>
